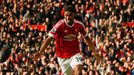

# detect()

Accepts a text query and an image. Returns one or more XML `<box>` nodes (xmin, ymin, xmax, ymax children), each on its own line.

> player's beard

<box><xmin>66</xmin><ymin>18</ymin><xmax>74</xmax><ymax>26</ymax></box>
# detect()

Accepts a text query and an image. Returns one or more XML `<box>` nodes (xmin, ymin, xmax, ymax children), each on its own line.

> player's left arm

<box><xmin>78</xmin><ymin>22</ymin><xmax>100</xmax><ymax>56</ymax></box>
<box><xmin>83</xmin><ymin>35</ymin><xmax>97</xmax><ymax>54</ymax></box>
<box><xmin>78</xmin><ymin>25</ymin><xmax>97</xmax><ymax>53</ymax></box>
<box><xmin>80</xmin><ymin>33</ymin><xmax>102</xmax><ymax>61</ymax></box>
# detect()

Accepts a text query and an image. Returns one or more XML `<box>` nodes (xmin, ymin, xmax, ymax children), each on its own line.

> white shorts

<box><xmin>57</xmin><ymin>53</ymin><xmax>83</xmax><ymax>75</ymax></box>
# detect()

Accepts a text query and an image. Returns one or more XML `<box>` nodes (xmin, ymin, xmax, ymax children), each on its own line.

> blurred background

<box><xmin>0</xmin><ymin>0</ymin><xmax>134</xmax><ymax>75</ymax></box>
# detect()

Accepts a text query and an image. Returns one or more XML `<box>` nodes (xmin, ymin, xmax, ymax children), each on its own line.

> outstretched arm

<box><xmin>84</xmin><ymin>36</ymin><xmax>97</xmax><ymax>53</ymax></box>
<box><xmin>34</xmin><ymin>36</ymin><xmax>53</xmax><ymax>61</ymax></box>
<box><xmin>39</xmin><ymin>36</ymin><xmax>53</xmax><ymax>54</ymax></box>
<box><xmin>80</xmin><ymin>33</ymin><xmax>102</xmax><ymax>61</ymax></box>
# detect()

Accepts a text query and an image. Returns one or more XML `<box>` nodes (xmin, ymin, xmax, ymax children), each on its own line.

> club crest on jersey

<box><xmin>64</xmin><ymin>30</ymin><xmax>67</xmax><ymax>33</ymax></box>
<box><xmin>75</xmin><ymin>28</ymin><xmax>78</xmax><ymax>33</ymax></box>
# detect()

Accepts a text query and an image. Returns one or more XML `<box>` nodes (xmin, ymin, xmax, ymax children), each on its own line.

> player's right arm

<box><xmin>34</xmin><ymin>36</ymin><xmax>53</xmax><ymax>62</ymax></box>
<box><xmin>34</xmin><ymin>20</ymin><xmax>62</xmax><ymax>62</ymax></box>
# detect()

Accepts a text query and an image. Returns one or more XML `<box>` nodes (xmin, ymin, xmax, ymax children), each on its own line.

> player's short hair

<box><xmin>64</xmin><ymin>5</ymin><xmax>76</xmax><ymax>13</ymax></box>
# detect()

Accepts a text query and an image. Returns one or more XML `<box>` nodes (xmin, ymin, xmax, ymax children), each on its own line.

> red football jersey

<box><xmin>48</xmin><ymin>19</ymin><xmax>86</xmax><ymax>58</ymax></box>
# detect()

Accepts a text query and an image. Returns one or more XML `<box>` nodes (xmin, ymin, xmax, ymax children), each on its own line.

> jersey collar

<box><xmin>63</xmin><ymin>19</ymin><xmax>74</xmax><ymax>27</ymax></box>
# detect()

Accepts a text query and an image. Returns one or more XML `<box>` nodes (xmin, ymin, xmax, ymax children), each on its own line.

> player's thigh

<box><xmin>70</xmin><ymin>53</ymin><xmax>83</xmax><ymax>69</ymax></box>
<box><xmin>57</xmin><ymin>57</ymin><xmax>73</xmax><ymax>75</ymax></box>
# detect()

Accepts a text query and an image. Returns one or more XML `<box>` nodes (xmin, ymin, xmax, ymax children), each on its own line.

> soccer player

<box><xmin>34</xmin><ymin>5</ymin><xmax>101</xmax><ymax>75</ymax></box>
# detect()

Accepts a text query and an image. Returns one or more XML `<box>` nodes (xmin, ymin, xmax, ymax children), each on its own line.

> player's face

<box><xmin>64</xmin><ymin>11</ymin><xmax>75</xmax><ymax>25</ymax></box>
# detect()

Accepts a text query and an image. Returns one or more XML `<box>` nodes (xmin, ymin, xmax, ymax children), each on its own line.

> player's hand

<box><xmin>33</xmin><ymin>52</ymin><xmax>41</xmax><ymax>62</ymax></box>
<box><xmin>92</xmin><ymin>51</ymin><xmax>102</xmax><ymax>62</ymax></box>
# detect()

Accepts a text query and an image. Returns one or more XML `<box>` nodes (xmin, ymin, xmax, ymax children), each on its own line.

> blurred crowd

<box><xmin>0</xmin><ymin>0</ymin><xmax>134</xmax><ymax>75</ymax></box>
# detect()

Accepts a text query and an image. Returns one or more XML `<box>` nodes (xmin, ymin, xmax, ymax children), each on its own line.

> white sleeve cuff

<box><xmin>48</xmin><ymin>33</ymin><xmax>54</xmax><ymax>37</ymax></box>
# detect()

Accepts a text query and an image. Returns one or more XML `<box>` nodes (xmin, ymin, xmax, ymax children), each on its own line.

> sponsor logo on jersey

<box><xmin>63</xmin><ymin>34</ymin><xmax>77</xmax><ymax>41</ymax></box>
